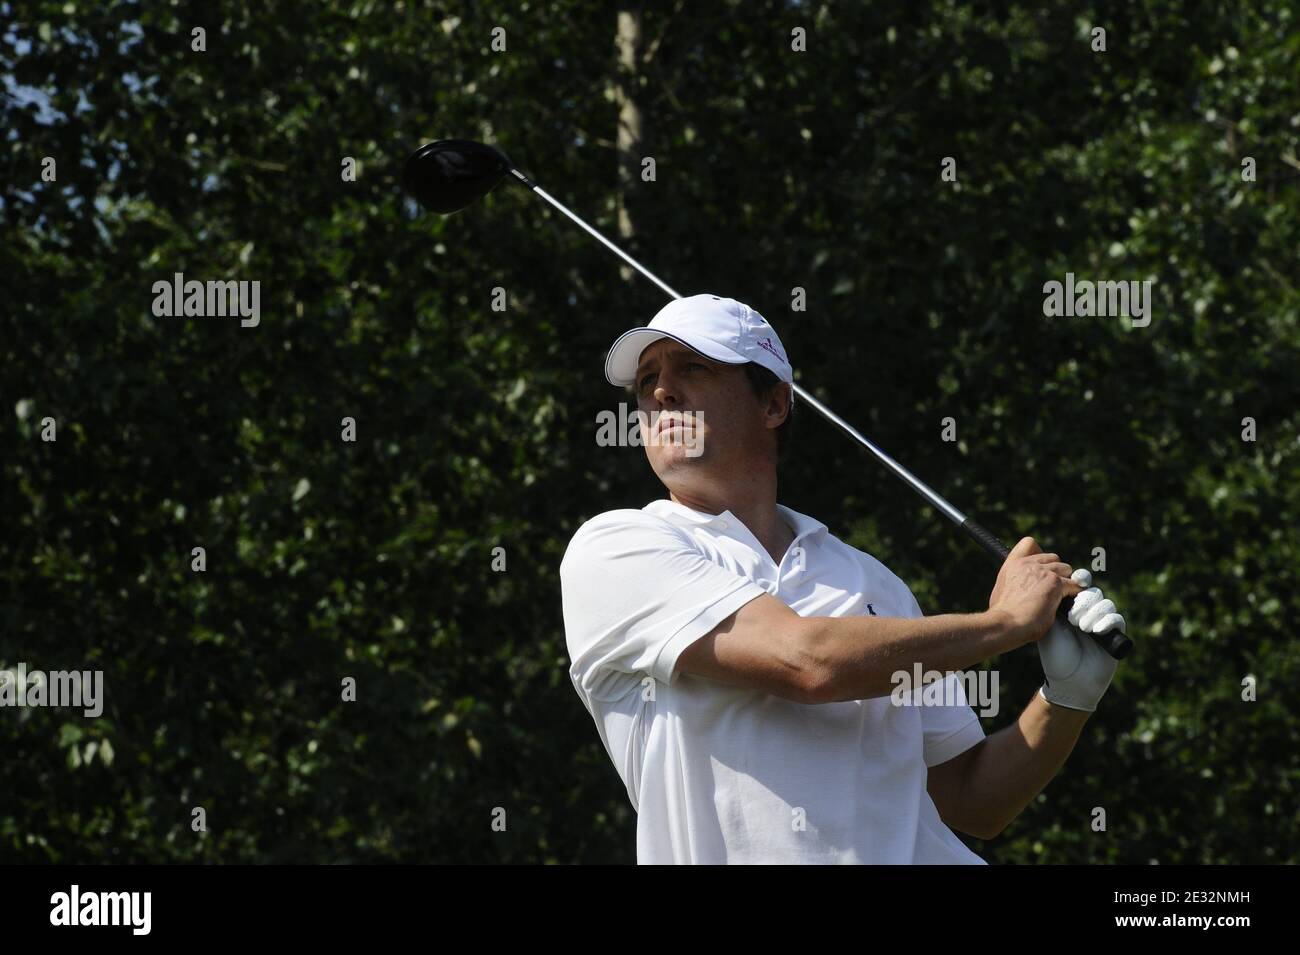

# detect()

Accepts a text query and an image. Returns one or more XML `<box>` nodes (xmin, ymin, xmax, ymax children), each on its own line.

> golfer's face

<box><xmin>634</xmin><ymin>341</ymin><xmax>759</xmax><ymax>477</ymax></box>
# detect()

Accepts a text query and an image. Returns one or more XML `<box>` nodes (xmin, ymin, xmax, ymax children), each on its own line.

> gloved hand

<box><xmin>1037</xmin><ymin>569</ymin><xmax>1125</xmax><ymax>712</ymax></box>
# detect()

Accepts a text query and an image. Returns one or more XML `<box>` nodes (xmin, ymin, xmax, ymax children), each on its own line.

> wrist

<box><xmin>984</xmin><ymin>608</ymin><xmax>1029</xmax><ymax>649</ymax></box>
<box><xmin>1038</xmin><ymin>683</ymin><xmax>1098</xmax><ymax>715</ymax></box>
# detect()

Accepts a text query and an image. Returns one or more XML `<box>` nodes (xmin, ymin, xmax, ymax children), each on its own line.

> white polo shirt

<box><xmin>560</xmin><ymin>498</ymin><xmax>987</xmax><ymax>865</ymax></box>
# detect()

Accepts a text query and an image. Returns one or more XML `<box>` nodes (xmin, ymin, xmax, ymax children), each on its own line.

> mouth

<box><xmin>656</xmin><ymin>412</ymin><xmax>690</xmax><ymax>435</ymax></box>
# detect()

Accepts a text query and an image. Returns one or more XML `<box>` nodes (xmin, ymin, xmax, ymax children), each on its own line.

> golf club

<box><xmin>402</xmin><ymin>139</ymin><xmax>1133</xmax><ymax>660</ymax></box>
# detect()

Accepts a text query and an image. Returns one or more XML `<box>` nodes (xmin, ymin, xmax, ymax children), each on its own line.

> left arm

<box><xmin>927</xmin><ymin>690</ymin><xmax>1090</xmax><ymax>840</ymax></box>
<box><xmin>928</xmin><ymin>566</ymin><xmax>1126</xmax><ymax>840</ymax></box>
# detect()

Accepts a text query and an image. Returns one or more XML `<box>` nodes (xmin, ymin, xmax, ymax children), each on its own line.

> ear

<box><xmin>764</xmin><ymin>383</ymin><xmax>792</xmax><ymax>430</ymax></box>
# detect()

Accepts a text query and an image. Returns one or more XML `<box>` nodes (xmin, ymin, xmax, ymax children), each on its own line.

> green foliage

<box><xmin>2</xmin><ymin>0</ymin><xmax>1296</xmax><ymax>862</ymax></box>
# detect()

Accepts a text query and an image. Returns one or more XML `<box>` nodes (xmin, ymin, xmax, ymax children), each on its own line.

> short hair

<box><xmin>741</xmin><ymin>362</ymin><xmax>794</xmax><ymax>464</ymax></box>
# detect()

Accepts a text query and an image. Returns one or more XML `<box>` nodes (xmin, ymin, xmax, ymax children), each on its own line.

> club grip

<box><xmin>960</xmin><ymin>518</ymin><xmax>1134</xmax><ymax>660</ymax></box>
<box><xmin>962</xmin><ymin>517</ymin><xmax>1013</xmax><ymax>561</ymax></box>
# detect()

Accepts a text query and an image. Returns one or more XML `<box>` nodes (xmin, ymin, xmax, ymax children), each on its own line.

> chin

<box><xmin>648</xmin><ymin>441</ymin><xmax>710</xmax><ymax>479</ymax></box>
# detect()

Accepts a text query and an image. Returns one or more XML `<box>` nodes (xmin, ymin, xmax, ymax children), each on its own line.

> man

<box><xmin>560</xmin><ymin>294</ymin><xmax>1125</xmax><ymax>864</ymax></box>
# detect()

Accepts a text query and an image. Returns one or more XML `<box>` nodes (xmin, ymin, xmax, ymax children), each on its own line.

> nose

<box><xmin>651</xmin><ymin>370</ymin><xmax>681</xmax><ymax>406</ymax></box>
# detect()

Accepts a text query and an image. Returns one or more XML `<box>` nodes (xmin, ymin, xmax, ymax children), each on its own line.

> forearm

<box><xmin>962</xmin><ymin>691</ymin><xmax>1091</xmax><ymax>836</ymax></box>
<box><xmin>806</xmin><ymin>609</ymin><xmax>1023</xmax><ymax>703</ymax></box>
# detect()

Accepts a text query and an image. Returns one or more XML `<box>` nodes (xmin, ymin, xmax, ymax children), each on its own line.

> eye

<box><xmin>685</xmin><ymin>362</ymin><xmax>706</xmax><ymax>371</ymax></box>
<box><xmin>638</xmin><ymin>372</ymin><xmax>656</xmax><ymax>391</ymax></box>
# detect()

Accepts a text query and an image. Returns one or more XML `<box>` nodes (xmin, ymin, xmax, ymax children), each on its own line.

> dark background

<box><xmin>2</xmin><ymin>0</ymin><xmax>1297</xmax><ymax>863</ymax></box>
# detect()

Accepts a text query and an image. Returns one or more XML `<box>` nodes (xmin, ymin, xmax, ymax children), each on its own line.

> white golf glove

<box><xmin>1037</xmin><ymin>569</ymin><xmax>1125</xmax><ymax>712</ymax></box>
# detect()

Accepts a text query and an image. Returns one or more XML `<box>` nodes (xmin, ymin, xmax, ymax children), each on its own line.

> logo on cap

<box><xmin>756</xmin><ymin>337</ymin><xmax>787</xmax><ymax>365</ymax></box>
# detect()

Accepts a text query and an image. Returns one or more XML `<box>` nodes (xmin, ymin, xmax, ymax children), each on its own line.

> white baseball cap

<box><xmin>604</xmin><ymin>294</ymin><xmax>794</xmax><ymax>393</ymax></box>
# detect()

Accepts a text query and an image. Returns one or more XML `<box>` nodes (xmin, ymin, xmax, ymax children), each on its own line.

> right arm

<box><xmin>674</xmin><ymin>536</ymin><xmax>1080</xmax><ymax>705</ymax></box>
<box><xmin>804</xmin><ymin>609</ymin><xmax>1025</xmax><ymax>703</ymax></box>
<box><xmin>675</xmin><ymin>599</ymin><xmax>1019</xmax><ymax>704</ymax></box>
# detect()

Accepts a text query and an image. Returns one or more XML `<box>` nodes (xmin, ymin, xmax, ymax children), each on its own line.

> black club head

<box><xmin>402</xmin><ymin>139</ymin><xmax>513</xmax><ymax>214</ymax></box>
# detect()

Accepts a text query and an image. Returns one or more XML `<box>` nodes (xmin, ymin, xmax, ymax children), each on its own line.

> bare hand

<box><xmin>987</xmin><ymin>536</ymin><xmax>1082</xmax><ymax>644</ymax></box>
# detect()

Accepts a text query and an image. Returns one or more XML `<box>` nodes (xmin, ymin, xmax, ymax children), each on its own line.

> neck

<box><xmin>669</xmin><ymin>475</ymin><xmax>793</xmax><ymax>564</ymax></box>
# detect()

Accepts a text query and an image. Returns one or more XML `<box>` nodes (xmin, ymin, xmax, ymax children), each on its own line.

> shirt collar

<box><xmin>644</xmin><ymin>498</ymin><xmax>828</xmax><ymax>547</ymax></box>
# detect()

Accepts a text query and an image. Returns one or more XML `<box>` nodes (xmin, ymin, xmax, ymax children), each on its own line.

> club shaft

<box><xmin>514</xmin><ymin>171</ymin><xmax>682</xmax><ymax>299</ymax></box>
<box><xmin>787</xmin><ymin>384</ymin><xmax>969</xmax><ymax>525</ymax></box>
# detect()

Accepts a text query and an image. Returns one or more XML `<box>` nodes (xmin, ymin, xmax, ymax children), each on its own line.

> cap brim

<box><xmin>604</xmin><ymin>328</ymin><xmax>747</xmax><ymax>386</ymax></box>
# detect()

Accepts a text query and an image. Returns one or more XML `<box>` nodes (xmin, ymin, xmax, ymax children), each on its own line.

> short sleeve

<box><xmin>918</xmin><ymin>673</ymin><xmax>987</xmax><ymax>766</ymax></box>
<box><xmin>893</xmin><ymin>571</ymin><xmax>987</xmax><ymax>767</ymax></box>
<box><xmin>560</xmin><ymin>509</ymin><xmax>766</xmax><ymax>709</ymax></box>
